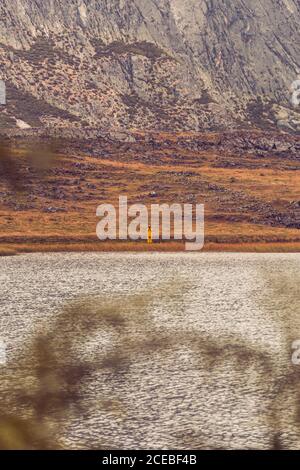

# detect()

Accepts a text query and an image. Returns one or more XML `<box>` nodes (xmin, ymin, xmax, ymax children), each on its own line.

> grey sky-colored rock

<box><xmin>0</xmin><ymin>0</ymin><xmax>299</xmax><ymax>132</ymax></box>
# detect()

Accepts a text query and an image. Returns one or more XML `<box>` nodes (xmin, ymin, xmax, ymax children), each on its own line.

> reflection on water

<box><xmin>0</xmin><ymin>253</ymin><xmax>299</xmax><ymax>449</ymax></box>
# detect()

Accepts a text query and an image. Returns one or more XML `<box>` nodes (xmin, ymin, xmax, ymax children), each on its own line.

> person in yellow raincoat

<box><xmin>147</xmin><ymin>225</ymin><xmax>152</xmax><ymax>244</ymax></box>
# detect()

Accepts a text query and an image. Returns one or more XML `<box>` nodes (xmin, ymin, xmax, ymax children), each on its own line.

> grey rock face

<box><xmin>0</xmin><ymin>0</ymin><xmax>299</xmax><ymax>132</ymax></box>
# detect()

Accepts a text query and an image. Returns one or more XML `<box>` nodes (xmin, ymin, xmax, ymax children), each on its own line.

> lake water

<box><xmin>0</xmin><ymin>252</ymin><xmax>300</xmax><ymax>449</ymax></box>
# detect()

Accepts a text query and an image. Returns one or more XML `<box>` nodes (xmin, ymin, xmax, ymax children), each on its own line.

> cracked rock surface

<box><xmin>0</xmin><ymin>0</ymin><xmax>299</xmax><ymax>132</ymax></box>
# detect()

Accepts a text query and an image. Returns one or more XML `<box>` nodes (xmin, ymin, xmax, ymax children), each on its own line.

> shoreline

<box><xmin>1</xmin><ymin>241</ymin><xmax>300</xmax><ymax>256</ymax></box>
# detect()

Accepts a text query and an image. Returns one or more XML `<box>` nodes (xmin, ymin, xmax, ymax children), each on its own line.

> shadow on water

<box><xmin>0</xmin><ymin>287</ymin><xmax>176</xmax><ymax>449</ymax></box>
<box><xmin>0</xmin><ymin>269</ymin><xmax>299</xmax><ymax>450</ymax></box>
<box><xmin>257</xmin><ymin>266</ymin><xmax>300</xmax><ymax>449</ymax></box>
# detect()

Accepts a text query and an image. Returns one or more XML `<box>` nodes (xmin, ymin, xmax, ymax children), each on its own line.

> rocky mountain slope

<box><xmin>0</xmin><ymin>129</ymin><xmax>300</xmax><ymax>254</ymax></box>
<box><xmin>0</xmin><ymin>0</ymin><xmax>299</xmax><ymax>133</ymax></box>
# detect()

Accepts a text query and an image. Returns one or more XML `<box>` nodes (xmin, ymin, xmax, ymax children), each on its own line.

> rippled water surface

<box><xmin>0</xmin><ymin>252</ymin><xmax>300</xmax><ymax>449</ymax></box>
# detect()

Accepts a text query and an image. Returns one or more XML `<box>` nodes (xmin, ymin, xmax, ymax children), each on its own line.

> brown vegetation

<box><xmin>0</xmin><ymin>130</ymin><xmax>299</xmax><ymax>254</ymax></box>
